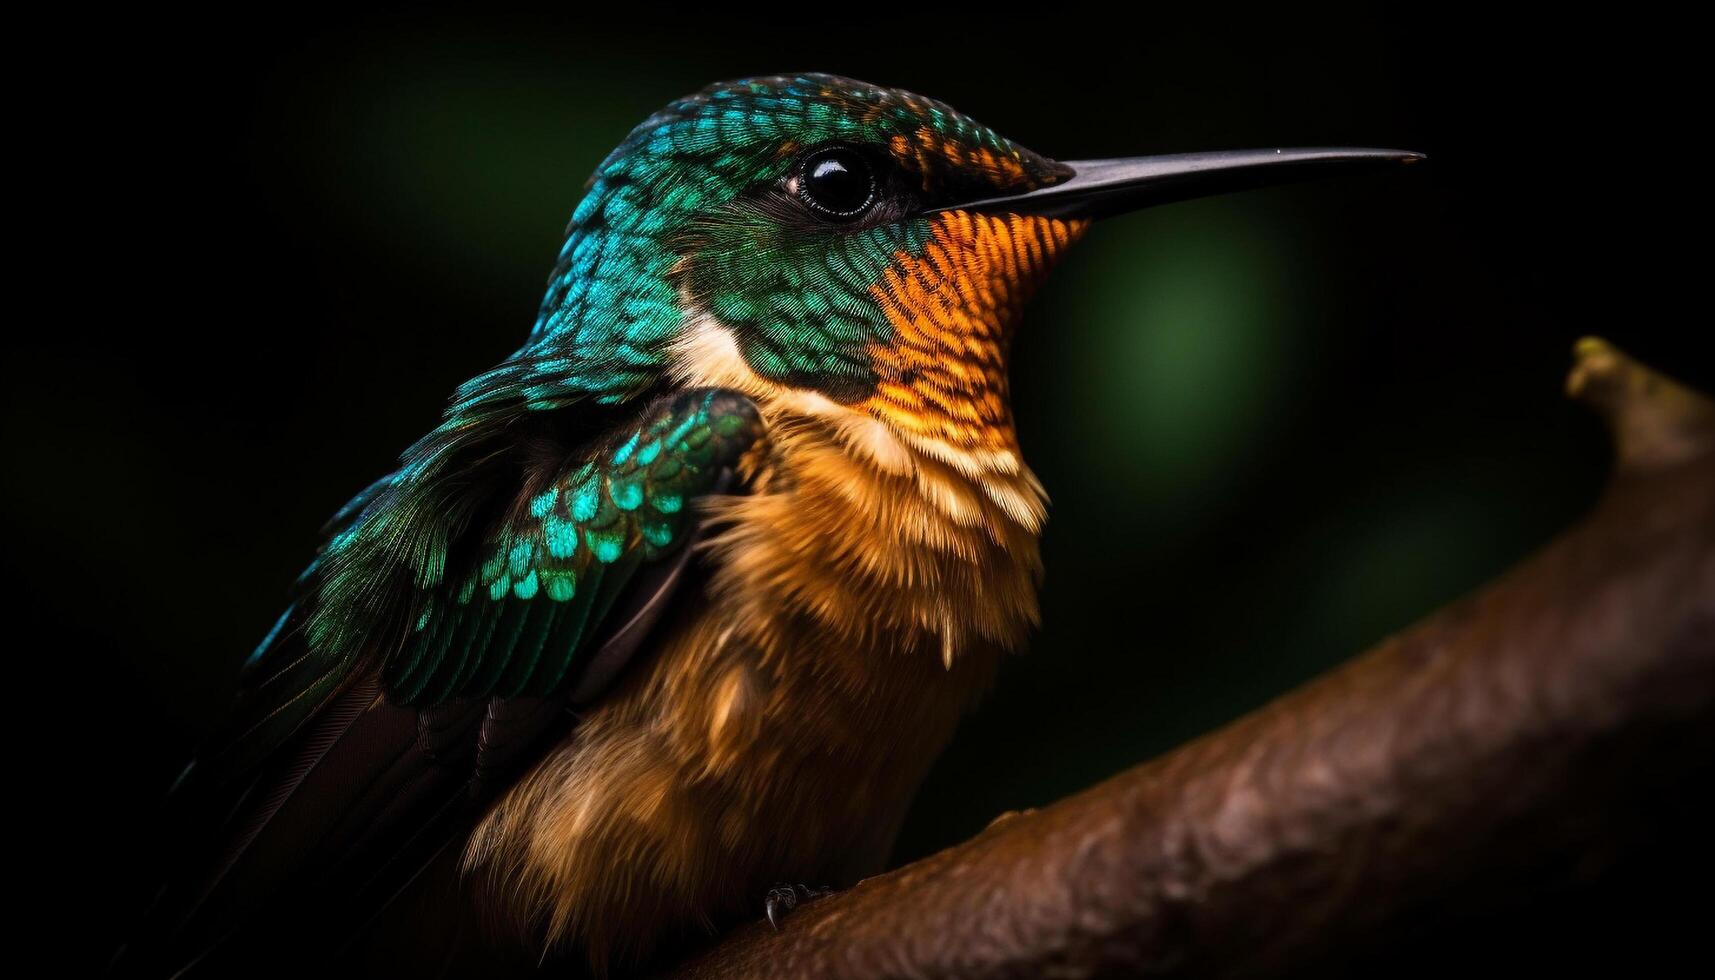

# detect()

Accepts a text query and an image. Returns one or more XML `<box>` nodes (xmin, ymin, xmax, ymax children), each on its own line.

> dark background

<box><xmin>17</xmin><ymin>4</ymin><xmax>1711</xmax><ymax>975</ymax></box>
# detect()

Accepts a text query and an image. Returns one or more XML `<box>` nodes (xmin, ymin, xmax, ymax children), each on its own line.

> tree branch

<box><xmin>663</xmin><ymin>338</ymin><xmax>1715</xmax><ymax>979</ymax></box>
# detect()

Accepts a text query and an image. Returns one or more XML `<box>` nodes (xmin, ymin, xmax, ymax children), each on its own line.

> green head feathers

<box><xmin>488</xmin><ymin>73</ymin><xmax>1069</xmax><ymax>412</ymax></box>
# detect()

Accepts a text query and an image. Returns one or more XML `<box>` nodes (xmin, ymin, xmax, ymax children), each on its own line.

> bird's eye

<box><xmin>794</xmin><ymin>147</ymin><xmax>878</xmax><ymax>220</ymax></box>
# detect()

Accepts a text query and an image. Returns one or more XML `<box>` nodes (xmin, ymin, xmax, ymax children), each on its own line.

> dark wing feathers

<box><xmin>123</xmin><ymin>389</ymin><xmax>763</xmax><ymax>976</ymax></box>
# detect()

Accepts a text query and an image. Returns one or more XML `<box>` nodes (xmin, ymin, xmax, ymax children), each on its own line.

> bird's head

<box><xmin>498</xmin><ymin>74</ymin><xmax>1416</xmax><ymax>521</ymax></box>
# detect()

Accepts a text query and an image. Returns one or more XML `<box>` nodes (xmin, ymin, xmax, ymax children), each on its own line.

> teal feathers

<box><xmin>385</xmin><ymin>389</ymin><xmax>762</xmax><ymax>705</ymax></box>
<box><xmin>519</xmin><ymin>73</ymin><xmax>1061</xmax><ymax>403</ymax></box>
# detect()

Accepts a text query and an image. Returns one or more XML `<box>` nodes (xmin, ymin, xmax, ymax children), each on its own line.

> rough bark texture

<box><xmin>661</xmin><ymin>338</ymin><xmax>1715</xmax><ymax>980</ymax></box>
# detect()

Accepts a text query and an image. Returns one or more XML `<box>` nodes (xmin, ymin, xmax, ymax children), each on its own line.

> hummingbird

<box><xmin>120</xmin><ymin>74</ymin><xmax>1419</xmax><ymax>976</ymax></box>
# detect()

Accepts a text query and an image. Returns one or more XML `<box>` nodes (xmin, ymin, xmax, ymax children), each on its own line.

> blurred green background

<box><xmin>15</xmin><ymin>3</ymin><xmax>1710</xmax><ymax>974</ymax></box>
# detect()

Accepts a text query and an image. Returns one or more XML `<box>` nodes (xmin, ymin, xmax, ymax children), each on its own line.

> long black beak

<box><xmin>944</xmin><ymin>147</ymin><xmax>1423</xmax><ymax>220</ymax></box>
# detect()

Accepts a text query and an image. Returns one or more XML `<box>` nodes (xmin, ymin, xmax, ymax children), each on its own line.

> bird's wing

<box><xmin>123</xmin><ymin>388</ymin><xmax>764</xmax><ymax>976</ymax></box>
<box><xmin>385</xmin><ymin>388</ymin><xmax>762</xmax><ymax>705</ymax></box>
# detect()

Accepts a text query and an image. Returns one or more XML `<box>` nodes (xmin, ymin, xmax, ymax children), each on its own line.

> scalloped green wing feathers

<box><xmin>132</xmin><ymin>390</ymin><xmax>765</xmax><ymax>974</ymax></box>
<box><xmin>386</xmin><ymin>388</ymin><xmax>763</xmax><ymax>705</ymax></box>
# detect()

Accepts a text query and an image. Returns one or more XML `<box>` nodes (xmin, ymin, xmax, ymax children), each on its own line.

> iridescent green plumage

<box><xmin>387</xmin><ymin>390</ymin><xmax>761</xmax><ymax>704</ymax></box>
<box><xmin>521</xmin><ymin>74</ymin><xmax>1061</xmax><ymax>402</ymax></box>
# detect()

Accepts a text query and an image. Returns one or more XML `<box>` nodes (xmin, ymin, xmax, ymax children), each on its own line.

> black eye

<box><xmin>795</xmin><ymin>147</ymin><xmax>878</xmax><ymax>220</ymax></box>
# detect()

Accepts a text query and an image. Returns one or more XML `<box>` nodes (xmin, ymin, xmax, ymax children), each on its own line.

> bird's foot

<box><xmin>764</xmin><ymin>883</ymin><xmax>833</xmax><ymax>931</ymax></box>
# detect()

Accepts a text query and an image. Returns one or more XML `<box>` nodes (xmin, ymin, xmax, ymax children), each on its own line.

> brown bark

<box><xmin>663</xmin><ymin>338</ymin><xmax>1715</xmax><ymax>979</ymax></box>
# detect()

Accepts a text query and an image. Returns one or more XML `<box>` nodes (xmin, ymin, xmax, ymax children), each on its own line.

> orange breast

<box><xmin>864</xmin><ymin>211</ymin><xmax>1087</xmax><ymax>457</ymax></box>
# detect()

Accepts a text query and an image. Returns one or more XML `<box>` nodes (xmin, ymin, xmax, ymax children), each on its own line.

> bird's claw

<box><xmin>764</xmin><ymin>883</ymin><xmax>832</xmax><ymax>931</ymax></box>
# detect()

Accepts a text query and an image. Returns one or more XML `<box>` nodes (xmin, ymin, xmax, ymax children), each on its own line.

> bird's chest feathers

<box><xmin>707</xmin><ymin>406</ymin><xmax>1045</xmax><ymax>670</ymax></box>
